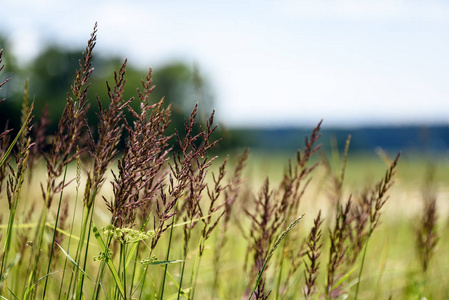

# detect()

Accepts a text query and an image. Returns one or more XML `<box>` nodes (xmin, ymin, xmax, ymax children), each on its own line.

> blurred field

<box><xmin>212</xmin><ymin>150</ymin><xmax>449</xmax><ymax>299</ymax></box>
<box><xmin>245</xmin><ymin>150</ymin><xmax>449</xmax><ymax>209</ymax></box>
<box><xmin>1</xmin><ymin>148</ymin><xmax>448</xmax><ymax>299</ymax></box>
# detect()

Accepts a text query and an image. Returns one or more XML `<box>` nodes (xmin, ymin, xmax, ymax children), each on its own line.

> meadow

<box><xmin>0</xmin><ymin>25</ymin><xmax>447</xmax><ymax>299</ymax></box>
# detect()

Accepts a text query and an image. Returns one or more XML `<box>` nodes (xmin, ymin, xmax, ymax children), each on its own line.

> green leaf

<box><xmin>125</xmin><ymin>241</ymin><xmax>139</xmax><ymax>269</ymax></box>
<box><xmin>149</xmin><ymin>260</ymin><xmax>183</xmax><ymax>266</ymax></box>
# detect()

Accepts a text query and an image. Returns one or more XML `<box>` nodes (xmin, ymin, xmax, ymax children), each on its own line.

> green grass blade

<box><xmin>7</xmin><ymin>287</ymin><xmax>18</xmax><ymax>300</ymax></box>
<box><xmin>331</xmin><ymin>265</ymin><xmax>358</xmax><ymax>292</ymax></box>
<box><xmin>0</xmin><ymin>210</ymin><xmax>18</xmax><ymax>284</ymax></box>
<box><xmin>55</xmin><ymin>243</ymin><xmax>92</xmax><ymax>281</ymax></box>
<box><xmin>22</xmin><ymin>271</ymin><xmax>59</xmax><ymax>299</ymax></box>
<box><xmin>92</xmin><ymin>225</ymin><xmax>125</xmax><ymax>298</ymax></box>
<box><xmin>161</xmin><ymin>267</ymin><xmax>189</xmax><ymax>296</ymax></box>
<box><xmin>0</xmin><ymin>223</ymin><xmax>38</xmax><ymax>229</ymax></box>
<box><xmin>0</xmin><ymin>222</ymin><xmax>99</xmax><ymax>248</ymax></box>
<box><xmin>159</xmin><ymin>216</ymin><xmax>175</xmax><ymax>300</ymax></box>
<box><xmin>125</xmin><ymin>242</ymin><xmax>139</xmax><ymax>269</ymax></box>
<box><xmin>78</xmin><ymin>201</ymin><xmax>96</xmax><ymax>298</ymax></box>
<box><xmin>248</xmin><ymin>214</ymin><xmax>304</xmax><ymax>300</ymax></box>
<box><xmin>43</xmin><ymin>165</ymin><xmax>68</xmax><ymax>297</ymax></box>
<box><xmin>0</xmin><ymin>107</ymin><xmax>32</xmax><ymax>168</ymax></box>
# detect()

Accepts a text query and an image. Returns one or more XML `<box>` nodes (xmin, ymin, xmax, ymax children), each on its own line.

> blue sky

<box><xmin>1</xmin><ymin>0</ymin><xmax>449</xmax><ymax>127</ymax></box>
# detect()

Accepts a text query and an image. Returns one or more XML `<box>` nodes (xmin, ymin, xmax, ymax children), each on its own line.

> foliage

<box><xmin>0</xmin><ymin>34</ymin><xmax>215</xmax><ymax>147</ymax></box>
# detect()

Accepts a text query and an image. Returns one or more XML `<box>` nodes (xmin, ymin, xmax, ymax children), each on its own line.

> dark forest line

<box><xmin>229</xmin><ymin>125</ymin><xmax>449</xmax><ymax>154</ymax></box>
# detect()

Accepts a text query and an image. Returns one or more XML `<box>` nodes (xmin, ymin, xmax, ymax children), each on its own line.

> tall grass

<box><xmin>0</xmin><ymin>25</ymin><xmax>446</xmax><ymax>300</ymax></box>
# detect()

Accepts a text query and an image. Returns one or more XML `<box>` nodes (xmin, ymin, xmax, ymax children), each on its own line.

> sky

<box><xmin>1</xmin><ymin>0</ymin><xmax>449</xmax><ymax>128</ymax></box>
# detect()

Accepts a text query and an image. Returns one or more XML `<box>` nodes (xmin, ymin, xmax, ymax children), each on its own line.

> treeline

<box><xmin>231</xmin><ymin>125</ymin><xmax>449</xmax><ymax>154</ymax></box>
<box><xmin>0</xmin><ymin>36</ymin><xmax>224</xmax><ymax>149</ymax></box>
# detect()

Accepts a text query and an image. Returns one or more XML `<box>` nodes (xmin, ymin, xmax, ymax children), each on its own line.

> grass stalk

<box><xmin>43</xmin><ymin>165</ymin><xmax>68</xmax><ymax>297</ymax></box>
<box><xmin>129</xmin><ymin>206</ymin><xmax>154</xmax><ymax>298</ymax></box>
<box><xmin>77</xmin><ymin>195</ymin><xmax>97</xmax><ymax>299</ymax></box>
<box><xmin>177</xmin><ymin>259</ymin><xmax>188</xmax><ymax>300</ymax></box>
<box><xmin>58</xmin><ymin>152</ymin><xmax>82</xmax><ymax>298</ymax></box>
<box><xmin>68</xmin><ymin>205</ymin><xmax>89</xmax><ymax>299</ymax></box>
<box><xmin>123</xmin><ymin>244</ymin><xmax>128</xmax><ymax>299</ymax></box>
<box><xmin>0</xmin><ymin>199</ymin><xmax>18</xmax><ymax>287</ymax></box>
<box><xmin>0</xmin><ymin>103</ymin><xmax>32</xmax><ymax>291</ymax></box>
<box><xmin>0</xmin><ymin>108</ymin><xmax>32</xmax><ymax>168</ymax></box>
<box><xmin>25</xmin><ymin>201</ymin><xmax>49</xmax><ymax>299</ymax></box>
<box><xmin>129</xmin><ymin>243</ymin><xmax>140</xmax><ymax>298</ymax></box>
<box><xmin>354</xmin><ymin>233</ymin><xmax>370</xmax><ymax>300</ymax></box>
<box><xmin>92</xmin><ymin>234</ymin><xmax>112</xmax><ymax>299</ymax></box>
<box><xmin>159</xmin><ymin>217</ymin><xmax>175</xmax><ymax>300</ymax></box>
<box><xmin>249</xmin><ymin>215</ymin><xmax>303</xmax><ymax>300</ymax></box>
<box><xmin>188</xmin><ymin>245</ymin><xmax>202</xmax><ymax>300</ymax></box>
<box><xmin>354</xmin><ymin>153</ymin><xmax>400</xmax><ymax>300</ymax></box>
<box><xmin>274</xmin><ymin>243</ymin><xmax>286</xmax><ymax>299</ymax></box>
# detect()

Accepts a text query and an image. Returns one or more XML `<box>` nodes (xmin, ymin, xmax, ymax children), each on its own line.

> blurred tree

<box><xmin>28</xmin><ymin>46</ymin><xmax>81</xmax><ymax>119</ymax></box>
<box><xmin>149</xmin><ymin>62</ymin><xmax>217</xmax><ymax>144</ymax></box>
<box><xmin>0</xmin><ymin>40</ymin><xmax>226</xmax><ymax>149</ymax></box>
<box><xmin>0</xmin><ymin>34</ymin><xmax>22</xmax><ymax>131</ymax></box>
<box><xmin>151</xmin><ymin>62</ymin><xmax>214</xmax><ymax>117</ymax></box>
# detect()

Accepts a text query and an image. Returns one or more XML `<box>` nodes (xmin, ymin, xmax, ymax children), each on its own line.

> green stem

<box><xmin>115</xmin><ymin>244</ymin><xmax>124</xmax><ymax>300</ymax></box>
<box><xmin>177</xmin><ymin>231</ymin><xmax>191</xmax><ymax>300</ymax></box>
<box><xmin>129</xmin><ymin>243</ymin><xmax>140</xmax><ymax>297</ymax></box>
<box><xmin>1</xmin><ymin>150</ymin><xmax>28</xmax><ymax>293</ymax></box>
<box><xmin>188</xmin><ymin>248</ymin><xmax>202</xmax><ymax>300</ymax></box>
<box><xmin>58</xmin><ymin>169</ymin><xmax>82</xmax><ymax>299</ymax></box>
<box><xmin>23</xmin><ymin>205</ymin><xmax>48</xmax><ymax>300</ymax></box>
<box><xmin>70</xmin><ymin>206</ymin><xmax>89</xmax><ymax>299</ymax></box>
<box><xmin>138</xmin><ymin>266</ymin><xmax>148</xmax><ymax>299</ymax></box>
<box><xmin>274</xmin><ymin>248</ymin><xmax>285</xmax><ymax>300</ymax></box>
<box><xmin>77</xmin><ymin>196</ymin><xmax>96</xmax><ymax>298</ymax></box>
<box><xmin>66</xmin><ymin>212</ymin><xmax>84</xmax><ymax>299</ymax></box>
<box><xmin>354</xmin><ymin>230</ymin><xmax>372</xmax><ymax>300</ymax></box>
<box><xmin>43</xmin><ymin>166</ymin><xmax>68</xmax><ymax>297</ymax></box>
<box><xmin>130</xmin><ymin>207</ymin><xmax>154</xmax><ymax>298</ymax></box>
<box><xmin>249</xmin><ymin>215</ymin><xmax>303</xmax><ymax>300</ymax></box>
<box><xmin>92</xmin><ymin>234</ymin><xmax>112</xmax><ymax>299</ymax></box>
<box><xmin>0</xmin><ymin>205</ymin><xmax>17</xmax><ymax>290</ymax></box>
<box><xmin>25</xmin><ymin>204</ymin><xmax>48</xmax><ymax>300</ymax></box>
<box><xmin>177</xmin><ymin>260</ymin><xmax>187</xmax><ymax>300</ymax></box>
<box><xmin>159</xmin><ymin>217</ymin><xmax>175</xmax><ymax>300</ymax></box>
<box><xmin>122</xmin><ymin>243</ymin><xmax>127</xmax><ymax>300</ymax></box>
<box><xmin>0</xmin><ymin>108</ymin><xmax>32</xmax><ymax>168</ymax></box>
<box><xmin>211</xmin><ymin>231</ymin><xmax>223</xmax><ymax>300</ymax></box>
